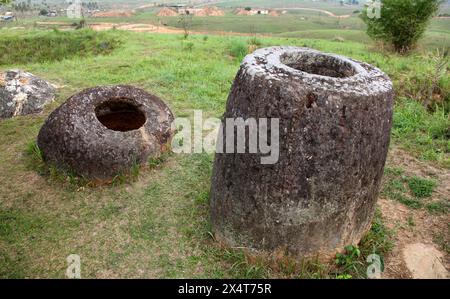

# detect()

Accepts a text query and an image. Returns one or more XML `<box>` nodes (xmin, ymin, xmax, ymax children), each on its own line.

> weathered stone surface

<box><xmin>210</xmin><ymin>47</ymin><xmax>394</xmax><ymax>259</ymax></box>
<box><xmin>37</xmin><ymin>85</ymin><xmax>174</xmax><ymax>180</ymax></box>
<box><xmin>403</xmin><ymin>243</ymin><xmax>449</xmax><ymax>279</ymax></box>
<box><xmin>0</xmin><ymin>69</ymin><xmax>55</xmax><ymax>119</ymax></box>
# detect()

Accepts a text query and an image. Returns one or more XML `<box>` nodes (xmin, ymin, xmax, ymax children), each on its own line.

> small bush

<box><xmin>0</xmin><ymin>29</ymin><xmax>121</xmax><ymax>65</ymax></box>
<box><xmin>360</xmin><ymin>0</ymin><xmax>442</xmax><ymax>53</ymax></box>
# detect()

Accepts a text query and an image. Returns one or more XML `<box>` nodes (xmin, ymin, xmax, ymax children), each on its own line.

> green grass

<box><xmin>433</xmin><ymin>231</ymin><xmax>450</xmax><ymax>254</ymax></box>
<box><xmin>215</xmin><ymin>0</ymin><xmax>363</xmax><ymax>14</ymax></box>
<box><xmin>407</xmin><ymin>176</ymin><xmax>437</xmax><ymax>198</ymax></box>
<box><xmin>393</xmin><ymin>100</ymin><xmax>449</xmax><ymax>167</ymax></box>
<box><xmin>334</xmin><ymin>209</ymin><xmax>394</xmax><ymax>279</ymax></box>
<box><xmin>426</xmin><ymin>200</ymin><xmax>450</xmax><ymax>215</ymax></box>
<box><xmin>15</xmin><ymin>6</ymin><xmax>449</xmax><ymax>50</ymax></box>
<box><xmin>24</xmin><ymin>140</ymin><xmax>91</xmax><ymax>189</ymax></box>
<box><xmin>0</xmin><ymin>28</ymin><xmax>448</xmax><ymax>278</ymax></box>
<box><xmin>228</xmin><ymin>40</ymin><xmax>248</xmax><ymax>61</ymax></box>
<box><xmin>382</xmin><ymin>167</ymin><xmax>442</xmax><ymax>211</ymax></box>
<box><xmin>0</xmin><ymin>29</ymin><xmax>121</xmax><ymax>65</ymax></box>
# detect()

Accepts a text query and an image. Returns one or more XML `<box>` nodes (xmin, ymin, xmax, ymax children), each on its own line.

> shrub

<box><xmin>360</xmin><ymin>0</ymin><xmax>443</xmax><ymax>53</ymax></box>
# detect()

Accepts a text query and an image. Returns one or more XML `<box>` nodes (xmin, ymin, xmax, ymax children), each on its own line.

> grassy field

<box><xmin>0</xmin><ymin>27</ymin><xmax>448</xmax><ymax>278</ymax></box>
<box><xmin>214</xmin><ymin>0</ymin><xmax>362</xmax><ymax>14</ymax></box>
<box><xmin>18</xmin><ymin>6</ymin><xmax>448</xmax><ymax>51</ymax></box>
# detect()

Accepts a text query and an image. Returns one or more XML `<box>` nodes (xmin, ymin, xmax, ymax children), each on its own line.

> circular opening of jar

<box><xmin>95</xmin><ymin>98</ymin><xmax>146</xmax><ymax>132</ymax></box>
<box><xmin>280</xmin><ymin>52</ymin><xmax>357</xmax><ymax>78</ymax></box>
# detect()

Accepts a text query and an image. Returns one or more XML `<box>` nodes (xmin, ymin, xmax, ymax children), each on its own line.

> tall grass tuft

<box><xmin>229</xmin><ymin>40</ymin><xmax>248</xmax><ymax>62</ymax></box>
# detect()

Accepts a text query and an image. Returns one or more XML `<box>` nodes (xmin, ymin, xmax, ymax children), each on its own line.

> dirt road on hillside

<box><xmin>274</xmin><ymin>7</ymin><xmax>351</xmax><ymax>18</ymax></box>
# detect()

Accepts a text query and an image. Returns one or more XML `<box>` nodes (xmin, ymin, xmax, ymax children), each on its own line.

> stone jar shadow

<box><xmin>210</xmin><ymin>47</ymin><xmax>394</xmax><ymax>259</ymax></box>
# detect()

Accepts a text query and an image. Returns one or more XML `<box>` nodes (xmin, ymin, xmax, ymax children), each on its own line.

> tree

<box><xmin>361</xmin><ymin>0</ymin><xmax>443</xmax><ymax>53</ymax></box>
<box><xmin>178</xmin><ymin>13</ymin><xmax>192</xmax><ymax>39</ymax></box>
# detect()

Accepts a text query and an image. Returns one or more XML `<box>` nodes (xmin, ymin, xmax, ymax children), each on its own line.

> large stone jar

<box><xmin>38</xmin><ymin>85</ymin><xmax>174</xmax><ymax>181</ymax></box>
<box><xmin>210</xmin><ymin>47</ymin><xmax>394</xmax><ymax>258</ymax></box>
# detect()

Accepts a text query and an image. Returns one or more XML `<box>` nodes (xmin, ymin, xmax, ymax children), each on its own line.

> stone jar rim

<box><xmin>242</xmin><ymin>46</ymin><xmax>393</xmax><ymax>97</ymax></box>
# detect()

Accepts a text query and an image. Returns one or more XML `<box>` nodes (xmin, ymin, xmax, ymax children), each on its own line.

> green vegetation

<box><xmin>426</xmin><ymin>200</ymin><xmax>450</xmax><ymax>215</ymax></box>
<box><xmin>0</xmin><ymin>24</ymin><xmax>448</xmax><ymax>278</ymax></box>
<box><xmin>433</xmin><ymin>231</ymin><xmax>450</xmax><ymax>254</ymax></box>
<box><xmin>334</xmin><ymin>210</ymin><xmax>394</xmax><ymax>278</ymax></box>
<box><xmin>215</xmin><ymin>0</ymin><xmax>361</xmax><ymax>14</ymax></box>
<box><xmin>392</xmin><ymin>100</ymin><xmax>449</xmax><ymax>166</ymax></box>
<box><xmin>382</xmin><ymin>167</ymin><xmax>442</xmax><ymax>211</ymax></box>
<box><xmin>361</xmin><ymin>0</ymin><xmax>443</xmax><ymax>53</ymax></box>
<box><xmin>407</xmin><ymin>176</ymin><xmax>437</xmax><ymax>198</ymax></box>
<box><xmin>0</xmin><ymin>29</ymin><xmax>121</xmax><ymax>65</ymax></box>
<box><xmin>24</xmin><ymin>140</ymin><xmax>90</xmax><ymax>189</ymax></box>
<box><xmin>228</xmin><ymin>40</ymin><xmax>248</xmax><ymax>61</ymax></box>
<box><xmin>8</xmin><ymin>5</ymin><xmax>447</xmax><ymax>50</ymax></box>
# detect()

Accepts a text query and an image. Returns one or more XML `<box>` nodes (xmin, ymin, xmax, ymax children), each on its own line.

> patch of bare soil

<box><xmin>85</xmin><ymin>22</ymin><xmax>272</xmax><ymax>37</ymax></box>
<box><xmin>156</xmin><ymin>8</ymin><xmax>178</xmax><ymax>17</ymax></box>
<box><xmin>272</xmin><ymin>7</ymin><xmax>351</xmax><ymax>18</ymax></box>
<box><xmin>268</xmin><ymin>10</ymin><xmax>281</xmax><ymax>17</ymax></box>
<box><xmin>92</xmin><ymin>10</ymin><xmax>135</xmax><ymax>18</ymax></box>
<box><xmin>88</xmin><ymin>23</ymin><xmax>184</xmax><ymax>34</ymax></box>
<box><xmin>380</xmin><ymin>147</ymin><xmax>449</xmax><ymax>278</ymax></box>
<box><xmin>195</xmin><ymin>6</ymin><xmax>225</xmax><ymax>17</ymax></box>
<box><xmin>35</xmin><ymin>21</ymin><xmax>68</xmax><ymax>25</ymax></box>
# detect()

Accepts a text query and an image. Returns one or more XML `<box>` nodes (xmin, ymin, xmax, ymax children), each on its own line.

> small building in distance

<box><xmin>235</xmin><ymin>8</ymin><xmax>277</xmax><ymax>16</ymax></box>
<box><xmin>1</xmin><ymin>12</ymin><xmax>16</xmax><ymax>21</ymax></box>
